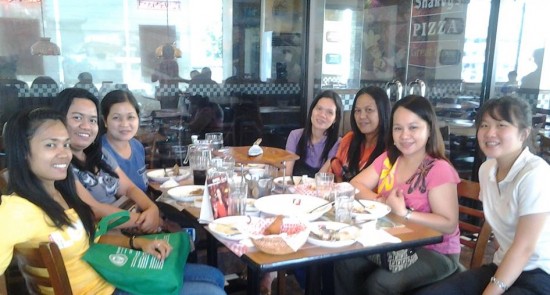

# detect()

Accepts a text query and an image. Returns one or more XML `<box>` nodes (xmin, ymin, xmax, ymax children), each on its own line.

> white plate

<box><xmin>146</xmin><ymin>168</ymin><xmax>190</xmax><ymax>183</ymax></box>
<box><xmin>167</xmin><ymin>185</ymin><xmax>205</xmax><ymax>202</ymax></box>
<box><xmin>307</xmin><ymin>221</ymin><xmax>359</xmax><ymax>248</ymax></box>
<box><xmin>352</xmin><ymin>200</ymin><xmax>391</xmax><ymax>220</ymax></box>
<box><xmin>254</xmin><ymin>194</ymin><xmax>331</xmax><ymax>221</ymax></box>
<box><xmin>208</xmin><ymin>216</ymin><xmax>256</xmax><ymax>241</ymax></box>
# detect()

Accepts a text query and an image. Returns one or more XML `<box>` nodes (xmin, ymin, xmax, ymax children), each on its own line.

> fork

<box><xmin>354</xmin><ymin>199</ymin><xmax>373</xmax><ymax>214</ymax></box>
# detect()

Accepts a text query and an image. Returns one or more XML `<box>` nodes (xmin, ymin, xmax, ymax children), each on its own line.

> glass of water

<box><xmin>205</xmin><ymin>132</ymin><xmax>224</xmax><ymax>150</ymax></box>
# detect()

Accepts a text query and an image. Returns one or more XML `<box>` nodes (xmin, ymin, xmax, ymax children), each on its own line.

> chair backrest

<box><xmin>14</xmin><ymin>242</ymin><xmax>73</xmax><ymax>295</ymax></box>
<box><xmin>457</xmin><ymin>179</ymin><xmax>492</xmax><ymax>269</ymax></box>
<box><xmin>540</xmin><ymin>135</ymin><xmax>550</xmax><ymax>162</ymax></box>
<box><xmin>0</xmin><ymin>168</ymin><xmax>7</xmax><ymax>195</ymax></box>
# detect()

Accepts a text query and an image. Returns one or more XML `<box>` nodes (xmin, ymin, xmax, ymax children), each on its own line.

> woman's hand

<box><xmin>135</xmin><ymin>237</ymin><xmax>172</xmax><ymax>260</ymax></box>
<box><xmin>384</xmin><ymin>188</ymin><xmax>408</xmax><ymax>217</ymax></box>
<box><xmin>137</xmin><ymin>206</ymin><xmax>162</xmax><ymax>233</ymax></box>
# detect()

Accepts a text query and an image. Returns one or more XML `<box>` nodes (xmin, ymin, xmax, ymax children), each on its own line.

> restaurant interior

<box><xmin>1</xmin><ymin>0</ymin><xmax>549</xmax><ymax>294</ymax></box>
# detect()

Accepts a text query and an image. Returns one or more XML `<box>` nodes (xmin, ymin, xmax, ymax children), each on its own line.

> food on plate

<box><xmin>212</xmin><ymin>223</ymin><xmax>240</xmax><ymax>236</ymax></box>
<box><xmin>310</xmin><ymin>224</ymin><xmax>355</xmax><ymax>241</ymax></box>
<box><xmin>263</xmin><ymin>215</ymin><xmax>284</xmax><ymax>235</ymax></box>
<box><xmin>189</xmin><ymin>188</ymin><xmax>204</xmax><ymax>196</ymax></box>
<box><xmin>352</xmin><ymin>202</ymin><xmax>377</xmax><ymax>213</ymax></box>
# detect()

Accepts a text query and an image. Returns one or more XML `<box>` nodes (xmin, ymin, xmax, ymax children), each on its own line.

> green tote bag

<box><xmin>83</xmin><ymin>211</ymin><xmax>190</xmax><ymax>295</ymax></box>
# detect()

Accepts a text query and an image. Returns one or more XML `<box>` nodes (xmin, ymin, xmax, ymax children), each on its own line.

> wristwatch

<box><xmin>490</xmin><ymin>276</ymin><xmax>509</xmax><ymax>291</ymax></box>
<box><xmin>403</xmin><ymin>208</ymin><xmax>413</xmax><ymax>220</ymax></box>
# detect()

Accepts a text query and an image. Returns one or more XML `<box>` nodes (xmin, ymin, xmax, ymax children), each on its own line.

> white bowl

<box><xmin>167</xmin><ymin>185</ymin><xmax>205</xmax><ymax>202</ymax></box>
<box><xmin>254</xmin><ymin>194</ymin><xmax>331</xmax><ymax>221</ymax></box>
<box><xmin>146</xmin><ymin>168</ymin><xmax>190</xmax><ymax>183</ymax></box>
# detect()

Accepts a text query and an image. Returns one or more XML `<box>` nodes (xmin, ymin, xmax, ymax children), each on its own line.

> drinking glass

<box><xmin>228</xmin><ymin>180</ymin><xmax>248</xmax><ymax>216</ymax></box>
<box><xmin>315</xmin><ymin>172</ymin><xmax>334</xmax><ymax>201</ymax></box>
<box><xmin>188</xmin><ymin>143</ymin><xmax>212</xmax><ymax>185</ymax></box>
<box><xmin>205</xmin><ymin>132</ymin><xmax>224</xmax><ymax>150</ymax></box>
<box><xmin>334</xmin><ymin>184</ymin><xmax>355</xmax><ymax>223</ymax></box>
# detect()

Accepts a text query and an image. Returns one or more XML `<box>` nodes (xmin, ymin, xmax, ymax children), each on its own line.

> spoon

<box><xmin>307</xmin><ymin>201</ymin><xmax>335</xmax><ymax>214</ymax></box>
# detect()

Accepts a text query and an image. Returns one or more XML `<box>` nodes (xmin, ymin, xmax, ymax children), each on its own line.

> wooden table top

<box><xmin>208</xmin><ymin>214</ymin><xmax>442</xmax><ymax>273</ymax></box>
<box><xmin>213</xmin><ymin>146</ymin><xmax>299</xmax><ymax>169</ymax></box>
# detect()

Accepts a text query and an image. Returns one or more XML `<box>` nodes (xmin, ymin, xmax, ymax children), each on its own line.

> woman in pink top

<box><xmin>335</xmin><ymin>95</ymin><xmax>460</xmax><ymax>295</ymax></box>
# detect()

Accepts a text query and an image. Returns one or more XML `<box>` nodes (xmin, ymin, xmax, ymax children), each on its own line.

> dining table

<box><xmin>207</xmin><ymin>214</ymin><xmax>443</xmax><ymax>295</ymax></box>
<box><xmin>148</xmin><ymin>154</ymin><xmax>443</xmax><ymax>295</ymax></box>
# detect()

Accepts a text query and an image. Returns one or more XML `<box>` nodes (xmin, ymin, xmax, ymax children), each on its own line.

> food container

<box><xmin>243</xmin><ymin>217</ymin><xmax>309</xmax><ymax>255</ymax></box>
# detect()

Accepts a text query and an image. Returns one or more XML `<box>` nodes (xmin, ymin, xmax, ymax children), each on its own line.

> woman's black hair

<box><xmin>54</xmin><ymin>88</ymin><xmax>117</xmax><ymax>178</ymax></box>
<box><xmin>101</xmin><ymin>89</ymin><xmax>140</xmax><ymax>119</ymax></box>
<box><xmin>347</xmin><ymin>86</ymin><xmax>391</xmax><ymax>176</ymax></box>
<box><xmin>4</xmin><ymin>108</ymin><xmax>95</xmax><ymax>241</ymax></box>
<box><xmin>296</xmin><ymin>90</ymin><xmax>343</xmax><ymax>167</ymax></box>
<box><xmin>387</xmin><ymin>95</ymin><xmax>447</xmax><ymax>164</ymax></box>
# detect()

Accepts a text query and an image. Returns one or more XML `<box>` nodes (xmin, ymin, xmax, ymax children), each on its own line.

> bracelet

<box><xmin>129</xmin><ymin>235</ymin><xmax>137</xmax><ymax>250</ymax></box>
<box><xmin>403</xmin><ymin>208</ymin><xmax>413</xmax><ymax>220</ymax></box>
<box><xmin>490</xmin><ymin>276</ymin><xmax>509</xmax><ymax>291</ymax></box>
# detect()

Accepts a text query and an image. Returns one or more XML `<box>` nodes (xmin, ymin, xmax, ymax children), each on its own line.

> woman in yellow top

<box><xmin>320</xmin><ymin>86</ymin><xmax>391</xmax><ymax>182</ymax></box>
<box><xmin>0</xmin><ymin>108</ymin><xmax>226</xmax><ymax>295</ymax></box>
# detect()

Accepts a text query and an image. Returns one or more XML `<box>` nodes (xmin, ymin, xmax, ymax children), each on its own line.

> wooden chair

<box><xmin>0</xmin><ymin>168</ymin><xmax>7</xmax><ymax>195</ymax></box>
<box><xmin>540</xmin><ymin>135</ymin><xmax>550</xmax><ymax>163</ymax></box>
<box><xmin>13</xmin><ymin>242</ymin><xmax>73</xmax><ymax>295</ymax></box>
<box><xmin>457</xmin><ymin>179</ymin><xmax>492</xmax><ymax>269</ymax></box>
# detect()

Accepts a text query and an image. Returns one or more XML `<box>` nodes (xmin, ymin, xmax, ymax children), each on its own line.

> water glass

<box><xmin>335</xmin><ymin>184</ymin><xmax>355</xmax><ymax>223</ymax></box>
<box><xmin>315</xmin><ymin>172</ymin><xmax>334</xmax><ymax>201</ymax></box>
<box><xmin>205</xmin><ymin>132</ymin><xmax>224</xmax><ymax>150</ymax></box>
<box><xmin>228</xmin><ymin>181</ymin><xmax>248</xmax><ymax>216</ymax></box>
<box><xmin>222</xmin><ymin>156</ymin><xmax>235</xmax><ymax>178</ymax></box>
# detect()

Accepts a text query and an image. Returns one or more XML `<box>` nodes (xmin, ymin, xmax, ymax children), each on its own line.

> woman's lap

<box><xmin>416</xmin><ymin>263</ymin><xmax>550</xmax><ymax>295</ymax></box>
<box><xmin>184</xmin><ymin>263</ymin><xmax>225</xmax><ymax>288</ymax></box>
<box><xmin>335</xmin><ymin>248</ymin><xmax>458</xmax><ymax>295</ymax></box>
<box><xmin>113</xmin><ymin>263</ymin><xmax>226</xmax><ymax>295</ymax></box>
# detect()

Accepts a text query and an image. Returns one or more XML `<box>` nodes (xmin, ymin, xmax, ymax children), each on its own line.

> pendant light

<box><xmin>155</xmin><ymin>0</ymin><xmax>181</xmax><ymax>58</ymax></box>
<box><xmin>31</xmin><ymin>0</ymin><xmax>60</xmax><ymax>56</ymax></box>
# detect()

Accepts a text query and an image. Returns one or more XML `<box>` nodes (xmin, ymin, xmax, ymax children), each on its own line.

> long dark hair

<box><xmin>347</xmin><ymin>86</ymin><xmax>391</xmax><ymax>176</ymax></box>
<box><xmin>296</xmin><ymin>90</ymin><xmax>343</xmax><ymax>167</ymax></box>
<box><xmin>387</xmin><ymin>95</ymin><xmax>447</xmax><ymax>164</ymax></box>
<box><xmin>54</xmin><ymin>88</ymin><xmax>117</xmax><ymax>177</ymax></box>
<box><xmin>4</xmin><ymin>108</ymin><xmax>95</xmax><ymax>241</ymax></box>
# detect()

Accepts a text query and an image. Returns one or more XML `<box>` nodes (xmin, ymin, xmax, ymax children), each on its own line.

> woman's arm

<box><xmin>114</xmin><ymin>167</ymin><xmax>161</xmax><ymax>233</ymax></box>
<box><xmin>283</xmin><ymin>160</ymin><xmax>296</xmax><ymax>177</ymax></box>
<box><xmin>350</xmin><ymin>164</ymin><xmax>379</xmax><ymax>200</ymax></box>
<box><xmin>75</xmin><ymin>180</ymin><xmax>142</xmax><ymax>228</ymax></box>
<box><xmin>482</xmin><ymin>213</ymin><xmax>548</xmax><ymax>295</ymax></box>
<box><xmin>98</xmin><ymin>234</ymin><xmax>172</xmax><ymax>260</ymax></box>
<box><xmin>386</xmin><ymin>183</ymin><xmax>458</xmax><ymax>234</ymax></box>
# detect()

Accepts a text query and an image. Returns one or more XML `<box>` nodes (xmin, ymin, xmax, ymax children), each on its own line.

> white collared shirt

<box><xmin>479</xmin><ymin>147</ymin><xmax>550</xmax><ymax>273</ymax></box>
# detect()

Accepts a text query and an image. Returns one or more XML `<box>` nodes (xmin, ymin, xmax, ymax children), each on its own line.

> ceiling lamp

<box><xmin>31</xmin><ymin>0</ymin><xmax>60</xmax><ymax>56</ymax></box>
<box><xmin>155</xmin><ymin>0</ymin><xmax>181</xmax><ymax>58</ymax></box>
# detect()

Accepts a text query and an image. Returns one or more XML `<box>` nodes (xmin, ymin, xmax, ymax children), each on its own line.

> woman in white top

<box><xmin>417</xmin><ymin>96</ymin><xmax>550</xmax><ymax>294</ymax></box>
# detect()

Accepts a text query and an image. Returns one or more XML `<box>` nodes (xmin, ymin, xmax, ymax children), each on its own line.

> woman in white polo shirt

<box><xmin>418</xmin><ymin>96</ymin><xmax>550</xmax><ymax>294</ymax></box>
